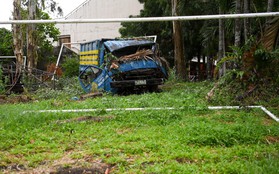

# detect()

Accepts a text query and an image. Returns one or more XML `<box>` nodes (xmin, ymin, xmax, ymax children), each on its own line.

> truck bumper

<box><xmin>110</xmin><ymin>78</ymin><xmax>165</xmax><ymax>88</ymax></box>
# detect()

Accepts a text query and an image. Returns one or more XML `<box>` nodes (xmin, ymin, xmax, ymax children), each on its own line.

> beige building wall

<box><xmin>57</xmin><ymin>0</ymin><xmax>143</xmax><ymax>51</ymax></box>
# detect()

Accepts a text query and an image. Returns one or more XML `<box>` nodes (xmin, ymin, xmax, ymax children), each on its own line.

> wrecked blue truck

<box><xmin>78</xmin><ymin>38</ymin><xmax>168</xmax><ymax>93</ymax></box>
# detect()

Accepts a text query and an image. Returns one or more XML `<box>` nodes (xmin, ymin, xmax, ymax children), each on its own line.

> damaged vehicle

<box><xmin>78</xmin><ymin>37</ymin><xmax>168</xmax><ymax>94</ymax></box>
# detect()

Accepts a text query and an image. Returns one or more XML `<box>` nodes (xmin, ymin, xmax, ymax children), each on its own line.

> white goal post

<box><xmin>0</xmin><ymin>12</ymin><xmax>279</xmax><ymax>24</ymax></box>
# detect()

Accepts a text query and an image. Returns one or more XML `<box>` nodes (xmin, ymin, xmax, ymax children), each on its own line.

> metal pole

<box><xmin>52</xmin><ymin>43</ymin><xmax>64</xmax><ymax>80</ymax></box>
<box><xmin>1</xmin><ymin>12</ymin><xmax>279</xmax><ymax>25</ymax></box>
<box><xmin>208</xmin><ymin>106</ymin><xmax>279</xmax><ymax>122</ymax></box>
<box><xmin>52</xmin><ymin>42</ymin><xmax>82</xmax><ymax>80</ymax></box>
<box><xmin>23</xmin><ymin>105</ymin><xmax>278</xmax><ymax>122</ymax></box>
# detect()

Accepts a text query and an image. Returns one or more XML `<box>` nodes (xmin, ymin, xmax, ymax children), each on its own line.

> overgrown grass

<box><xmin>0</xmin><ymin>81</ymin><xmax>278</xmax><ymax>173</ymax></box>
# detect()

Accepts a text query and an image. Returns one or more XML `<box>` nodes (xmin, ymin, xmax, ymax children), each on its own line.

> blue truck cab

<box><xmin>78</xmin><ymin>38</ymin><xmax>168</xmax><ymax>93</ymax></box>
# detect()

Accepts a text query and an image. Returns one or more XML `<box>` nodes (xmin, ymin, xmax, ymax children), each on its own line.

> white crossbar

<box><xmin>1</xmin><ymin>12</ymin><xmax>279</xmax><ymax>25</ymax></box>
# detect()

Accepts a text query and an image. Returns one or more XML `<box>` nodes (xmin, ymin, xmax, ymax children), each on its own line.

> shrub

<box><xmin>61</xmin><ymin>56</ymin><xmax>79</xmax><ymax>77</ymax></box>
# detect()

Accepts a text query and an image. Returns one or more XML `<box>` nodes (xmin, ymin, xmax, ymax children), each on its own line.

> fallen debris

<box><xmin>80</xmin><ymin>92</ymin><xmax>103</xmax><ymax>100</ymax></box>
<box><xmin>206</xmin><ymin>83</ymin><xmax>218</xmax><ymax>101</ymax></box>
<box><xmin>118</xmin><ymin>49</ymin><xmax>154</xmax><ymax>62</ymax></box>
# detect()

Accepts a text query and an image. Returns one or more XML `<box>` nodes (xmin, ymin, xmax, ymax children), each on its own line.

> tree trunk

<box><xmin>244</xmin><ymin>0</ymin><xmax>250</xmax><ymax>42</ymax></box>
<box><xmin>218</xmin><ymin>7</ymin><xmax>226</xmax><ymax>77</ymax></box>
<box><xmin>207</xmin><ymin>56</ymin><xmax>212</xmax><ymax>80</ymax></box>
<box><xmin>12</xmin><ymin>0</ymin><xmax>24</xmax><ymax>69</ymax></box>
<box><xmin>267</xmin><ymin>0</ymin><xmax>274</xmax><ymax>12</ymax></box>
<box><xmin>235</xmin><ymin>0</ymin><xmax>242</xmax><ymax>47</ymax></box>
<box><xmin>267</xmin><ymin>0</ymin><xmax>274</xmax><ymax>23</ymax></box>
<box><xmin>202</xmin><ymin>55</ymin><xmax>206</xmax><ymax>80</ymax></box>
<box><xmin>27</xmin><ymin>0</ymin><xmax>38</xmax><ymax>70</ymax></box>
<box><xmin>197</xmin><ymin>54</ymin><xmax>201</xmax><ymax>81</ymax></box>
<box><xmin>172</xmin><ymin>0</ymin><xmax>187</xmax><ymax>80</ymax></box>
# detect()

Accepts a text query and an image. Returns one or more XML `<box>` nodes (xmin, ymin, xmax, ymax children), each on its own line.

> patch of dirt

<box><xmin>175</xmin><ymin>157</ymin><xmax>198</xmax><ymax>164</ymax></box>
<box><xmin>116</xmin><ymin>128</ymin><xmax>133</xmax><ymax>135</ymax></box>
<box><xmin>0</xmin><ymin>95</ymin><xmax>32</xmax><ymax>104</ymax></box>
<box><xmin>55</xmin><ymin>115</ymin><xmax>115</xmax><ymax>124</ymax></box>
<box><xmin>265</xmin><ymin>136</ymin><xmax>279</xmax><ymax>144</ymax></box>
<box><xmin>53</xmin><ymin>165</ymin><xmax>110</xmax><ymax>174</ymax></box>
<box><xmin>262</xmin><ymin>118</ymin><xmax>274</xmax><ymax>125</ymax></box>
<box><xmin>1</xmin><ymin>152</ymin><xmax>113</xmax><ymax>174</ymax></box>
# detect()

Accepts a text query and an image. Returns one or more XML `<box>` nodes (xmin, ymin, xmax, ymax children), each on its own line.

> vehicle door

<box><xmin>79</xmin><ymin>65</ymin><xmax>112</xmax><ymax>93</ymax></box>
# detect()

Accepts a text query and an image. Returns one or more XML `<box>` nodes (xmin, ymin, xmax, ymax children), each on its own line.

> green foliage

<box><xmin>254</xmin><ymin>48</ymin><xmax>279</xmax><ymax>79</ymax></box>
<box><xmin>212</xmin><ymin>47</ymin><xmax>278</xmax><ymax>105</ymax></box>
<box><xmin>0</xmin><ymin>28</ymin><xmax>13</xmax><ymax>56</ymax></box>
<box><xmin>15</xmin><ymin>9</ymin><xmax>60</xmax><ymax>69</ymax></box>
<box><xmin>61</xmin><ymin>56</ymin><xmax>80</xmax><ymax>77</ymax></box>
<box><xmin>36</xmin><ymin>11</ymin><xmax>60</xmax><ymax>68</ymax></box>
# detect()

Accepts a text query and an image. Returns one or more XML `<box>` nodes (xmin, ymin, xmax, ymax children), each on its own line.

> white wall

<box><xmin>56</xmin><ymin>0</ymin><xmax>143</xmax><ymax>51</ymax></box>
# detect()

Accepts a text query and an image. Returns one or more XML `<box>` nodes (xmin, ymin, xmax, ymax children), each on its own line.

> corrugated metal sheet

<box><xmin>104</xmin><ymin>40</ymin><xmax>154</xmax><ymax>52</ymax></box>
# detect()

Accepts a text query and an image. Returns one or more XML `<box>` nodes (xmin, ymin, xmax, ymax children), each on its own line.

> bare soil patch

<box><xmin>265</xmin><ymin>136</ymin><xmax>279</xmax><ymax>144</ymax></box>
<box><xmin>1</xmin><ymin>152</ymin><xmax>112</xmax><ymax>174</ymax></box>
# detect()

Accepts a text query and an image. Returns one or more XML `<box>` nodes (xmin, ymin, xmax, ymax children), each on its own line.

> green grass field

<box><xmin>0</xmin><ymin>82</ymin><xmax>278</xmax><ymax>173</ymax></box>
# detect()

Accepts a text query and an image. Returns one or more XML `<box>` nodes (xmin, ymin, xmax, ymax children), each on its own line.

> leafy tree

<box><xmin>12</xmin><ymin>0</ymin><xmax>62</xmax><ymax>70</ymax></box>
<box><xmin>0</xmin><ymin>28</ymin><xmax>13</xmax><ymax>56</ymax></box>
<box><xmin>36</xmin><ymin>11</ymin><xmax>60</xmax><ymax>69</ymax></box>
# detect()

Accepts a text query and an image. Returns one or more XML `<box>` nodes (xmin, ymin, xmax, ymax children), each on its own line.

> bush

<box><xmin>61</xmin><ymin>56</ymin><xmax>79</xmax><ymax>77</ymax></box>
